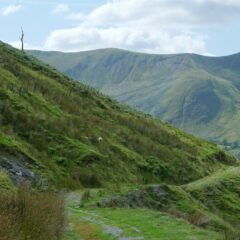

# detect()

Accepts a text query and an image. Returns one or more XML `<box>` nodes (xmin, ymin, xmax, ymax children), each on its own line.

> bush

<box><xmin>72</xmin><ymin>169</ymin><xmax>101</xmax><ymax>188</ymax></box>
<box><xmin>0</xmin><ymin>185</ymin><xmax>65</xmax><ymax>240</ymax></box>
<box><xmin>188</xmin><ymin>211</ymin><xmax>211</xmax><ymax>227</ymax></box>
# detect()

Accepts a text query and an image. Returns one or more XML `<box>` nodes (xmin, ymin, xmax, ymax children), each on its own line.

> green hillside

<box><xmin>1</xmin><ymin>42</ymin><xmax>237</xmax><ymax>188</ymax></box>
<box><xmin>28</xmin><ymin>49</ymin><xmax>240</xmax><ymax>156</ymax></box>
<box><xmin>185</xmin><ymin>166</ymin><xmax>240</xmax><ymax>229</ymax></box>
<box><xmin>1</xmin><ymin>42</ymin><xmax>240</xmax><ymax>239</ymax></box>
<box><xmin>80</xmin><ymin>167</ymin><xmax>240</xmax><ymax>236</ymax></box>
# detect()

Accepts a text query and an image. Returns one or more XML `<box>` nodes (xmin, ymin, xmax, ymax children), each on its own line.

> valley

<box><xmin>0</xmin><ymin>42</ymin><xmax>239</xmax><ymax>239</ymax></box>
<box><xmin>29</xmin><ymin>49</ymin><xmax>240</xmax><ymax>156</ymax></box>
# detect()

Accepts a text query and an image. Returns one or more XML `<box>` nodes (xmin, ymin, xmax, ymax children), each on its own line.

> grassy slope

<box><xmin>72</xmin><ymin>171</ymin><xmax>240</xmax><ymax>236</ymax></box>
<box><xmin>1</xmin><ymin>42</ymin><xmax>239</xmax><ymax>239</ymax></box>
<box><xmin>64</xmin><ymin>191</ymin><xmax>224</xmax><ymax>240</ymax></box>
<box><xmin>1</xmin><ymin>42</ymin><xmax>237</xmax><ymax>188</ymax></box>
<box><xmin>0</xmin><ymin>171</ymin><xmax>14</xmax><ymax>190</ymax></box>
<box><xmin>28</xmin><ymin>49</ymin><xmax>240</xmax><ymax>155</ymax></box>
<box><xmin>64</xmin><ymin>208</ymin><xmax>223</xmax><ymax>240</ymax></box>
<box><xmin>185</xmin><ymin>167</ymin><xmax>240</xmax><ymax>230</ymax></box>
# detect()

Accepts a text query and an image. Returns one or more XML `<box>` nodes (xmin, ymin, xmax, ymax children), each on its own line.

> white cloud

<box><xmin>52</xmin><ymin>3</ymin><xmax>69</xmax><ymax>15</ymax></box>
<box><xmin>44</xmin><ymin>0</ymin><xmax>240</xmax><ymax>54</ymax></box>
<box><xmin>2</xmin><ymin>4</ymin><xmax>22</xmax><ymax>16</ymax></box>
<box><xmin>45</xmin><ymin>26</ymin><xmax>206</xmax><ymax>54</ymax></box>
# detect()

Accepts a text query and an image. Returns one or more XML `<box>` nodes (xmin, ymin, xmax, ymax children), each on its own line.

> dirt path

<box><xmin>64</xmin><ymin>191</ymin><xmax>145</xmax><ymax>240</ymax></box>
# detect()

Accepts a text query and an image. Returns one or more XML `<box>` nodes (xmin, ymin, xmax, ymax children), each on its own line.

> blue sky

<box><xmin>1</xmin><ymin>0</ymin><xmax>240</xmax><ymax>56</ymax></box>
<box><xmin>0</xmin><ymin>0</ymin><xmax>106</xmax><ymax>47</ymax></box>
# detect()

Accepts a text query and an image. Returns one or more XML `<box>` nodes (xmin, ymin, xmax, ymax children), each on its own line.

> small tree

<box><xmin>20</xmin><ymin>27</ymin><xmax>24</xmax><ymax>51</ymax></box>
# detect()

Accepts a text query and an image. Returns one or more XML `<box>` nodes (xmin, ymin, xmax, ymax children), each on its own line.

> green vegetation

<box><xmin>0</xmin><ymin>42</ymin><xmax>239</xmax><ymax>239</ymax></box>
<box><xmin>65</xmin><ymin>176</ymin><xmax>240</xmax><ymax>238</ymax></box>
<box><xmin>65</xmin><ymin>208</ymin><xmax>223</xmax><ymax>240</ymax></box>
<box><xmin>185</xmin><ymin>167</ymin><xmax>240</xmax><ymax>231</ymax></box>
<box><xmin>0</xmin><ymin>41</ymin><xmax>236</xmax><ymax>188</ymax></box>
<box><xmin>92</xmin><ymin>184</ymin><xmax>238</xmax><ymax>234</ymax></box>
<box><xmin>64</xmin><ymin>191</ymin><xmax>224</xmax><ymax>240</ymax></box>
<box><xmin>0</xmin><ymin>171</ymin><xmax>14</xmax><ymax>190</ymax></box>
<box><xmin>0</xmin><ymin>186</ymin><xmax>65</xmax><ymax>240</ymax></box>
<box><xmin>28</xmin><ymin>49</ymin><xmax>240</xmax><ymax>156</ymax></box>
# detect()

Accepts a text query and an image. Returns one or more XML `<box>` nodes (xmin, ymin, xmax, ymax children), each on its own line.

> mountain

<box><xmin>1</xmin><ymin>42</ymin><xmax>240</xmax><ymax>238</ymax></box>
<box><xmin>1</xmin><ymin>42</ymin><xmax>237</xmax><ymax>188</ymax></box>
<box><xmin>28</xmin><ymin>49</ymin><xmax>240</xmax><ymax>156</ymax></box>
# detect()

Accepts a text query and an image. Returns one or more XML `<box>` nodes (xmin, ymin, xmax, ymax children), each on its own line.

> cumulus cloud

<box><xmin>45</xmin><ymin>26</ymin><xmax>206</xmax><ymax>54</ymax></box>
<box><xmin>52</xmin><ymin>3</ymin><xmax>69</xmax><ymax>15</ymax></box>
<box><xmin>2</xmin><ymin>4</ymin><xmax>22</xmax><ymax>16</ymax></box>
<box><xmin>44</xmin><ymin>0</ymin><xmax>240</xmax><ymax>54</ymax></box>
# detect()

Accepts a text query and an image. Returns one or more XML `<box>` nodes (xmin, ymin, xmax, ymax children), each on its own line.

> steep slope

<box><xmin>185</xmin><ymin>167</ymin><xmax>240</xmax><ymax>230</ymax></box>
<box><xmin>28</xmin><ymin>49</ymin><xmax>240</xmax><ymax>155</ymax></box>
<box><xmin>2</xmin><ymin>42</ymin><xmax>240</xmax><ymax>239</ymax></box>
<box><xmin>0</xmin><ymin>41</ymin><xmax>237</xmax><ymax>188</ymax></box>
<box><xmin>90</xmin><ymin>168</ymin><xmax>240</xmax><ymax>235</ymax></box>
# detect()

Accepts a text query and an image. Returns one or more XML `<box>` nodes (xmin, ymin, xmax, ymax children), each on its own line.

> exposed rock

<box><xmin>98</xmin><ymin>185</ymin><xmax>169</xmax><ymax>209</ymax></box>
<box><xmin>0</xmin><ymin>153</ymin><xmax>38</xmax><ymax>184</ymax></box>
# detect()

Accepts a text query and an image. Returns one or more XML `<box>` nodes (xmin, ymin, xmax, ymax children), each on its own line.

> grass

<box><xmin>0</xmin><ymin>170</ymin><xmax>14</xmax><ymax>190</ymax></box>
<box><xmin>0</xmin><ymin>185</ymin><xmax>65</xmax><ymax>240</ymax></box>
<box><xmin>184</xmin><ymin>167</ymin><xmax>240</xmax><ymax>191</ymax></box>
<box><xmin>0</xmin><ymin>41</ymin><xmax>236</xmax><ymax>189</ymax></box>
<box><xmin>64</xmin><ymin>215</ymin><xmax>110</xmax><ymax>240</ymax></box>
<box><xmin>67</xmin><ymin>177</ymin><xmax>240</xmax><ymax>236</ymax></box>
<box><xmin>0</xmin><ymin>42</ymin><xmax>240</xmax><ymax>239</ymax></box>
<box><xmin>66</xmin><ymin>206</ymin><xmax>223</xmax><ymax>240</ymax></box>
<box><xmin>184</xmin><ymin>167</ymin><xmax>240</xmax><ymax>232</ymax></box>
<box><xmin>90</xmin><ymin>184</ymin><xmax>235</xmax><ymax>233</ymax></box>
<box><xmin>28</xmin><ymin>48</ymin><xmax>240</xmax><ymax>157</ymax></box>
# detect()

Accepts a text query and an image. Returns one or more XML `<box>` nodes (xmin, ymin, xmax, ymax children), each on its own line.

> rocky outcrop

<box><xmin>97</xmin><ymin>185</ymin><xmax>169</xmax><ymax>209</ymax></box>
<box><xmin>0</xmin><ymin>153</ymin><xmax>38</xmax><ymax>184</ymax></box>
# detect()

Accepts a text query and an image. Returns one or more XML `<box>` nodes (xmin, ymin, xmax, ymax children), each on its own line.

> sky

<box><xmin>1</xmin><ymin>0</ymin><xmax>240</xmax><ymax>56</ymax></box>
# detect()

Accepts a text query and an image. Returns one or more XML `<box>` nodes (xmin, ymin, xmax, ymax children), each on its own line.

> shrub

<box><xmin>188</xmin><ymin>211</ymin><xmax>211</xmax><ymax>227</ymax></box>
<box><xmin>223</xmin><ymin>230</ymin><xmax>240</xmax><ymax>240</ymax></box>
<box><xmin>72</xmin><ymin>169</ymin><xmax>101</xmax><ymax>188</ymax></box>
<box><xmin>166</xmin><ymin>207</ymin><xmax>187</xmax><ymax>219</ymax></box>
<box><xmin>0</xmin><ymin>185</ymin><xmax>65</xmax><ymax>240</ymax></box>
<box><xmin>79</xmin><ymin>190</ymin><xmax>91</xmax><ymax>207</ymax></box>
<box><xmin>81</xmin><ymin>190</ymin><xmax>91</xmax><ymax>202</ymax></box>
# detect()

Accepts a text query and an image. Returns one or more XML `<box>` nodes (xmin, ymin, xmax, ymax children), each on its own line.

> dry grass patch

<box><xmin>0</xmin><ymin>185</ymin><xmax>65</xmax><ymax>240</ymax></box>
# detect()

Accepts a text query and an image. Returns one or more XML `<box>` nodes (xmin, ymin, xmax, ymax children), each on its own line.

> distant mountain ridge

<box><xmin>28</xmin><ymin>49</ymin><xmax>240</xmax><ymax>155</ymax></box>
<box><xmin>1</xmin><ymin>42</ymin><xmax>240</xmax><ymax>237</ymax></box>
<box><xmin>2</xmin><ymin>41</ymin><xmax>237</xmax><ymax>187</ymax></box>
